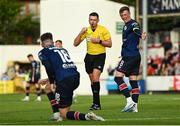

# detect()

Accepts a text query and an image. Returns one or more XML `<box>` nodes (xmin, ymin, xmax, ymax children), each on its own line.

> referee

<box><xmin>74</xmin><ymin>12</ymin><xmax>112</xmax><ymax>110</ymax></box>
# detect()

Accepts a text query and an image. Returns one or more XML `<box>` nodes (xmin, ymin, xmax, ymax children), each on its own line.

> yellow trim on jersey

<box><xmin>80</xmin><ymin>25</ymin><xmax>111</xmax><ymax>55</ymax></box>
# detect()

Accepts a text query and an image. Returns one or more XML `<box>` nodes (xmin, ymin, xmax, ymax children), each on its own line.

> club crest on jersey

<box><xmin>124</xmin><ymin>26</ymin><xmax>127</xmax><ymax>30</ymax></box>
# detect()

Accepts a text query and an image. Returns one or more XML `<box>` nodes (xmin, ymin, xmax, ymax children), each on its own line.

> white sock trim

<box><xmin>126</xmin><ymin>97</ymin><xmax>133</xmax><ymax>103</ymax></box>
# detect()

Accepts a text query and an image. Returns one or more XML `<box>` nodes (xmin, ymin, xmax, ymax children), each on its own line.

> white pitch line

<box><xmin>106</xmin><ymin>117</ymin><xmax>180</xmax><ymax>121</ymax></box>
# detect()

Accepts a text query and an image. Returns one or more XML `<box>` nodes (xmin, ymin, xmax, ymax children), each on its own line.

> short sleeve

<box><xmin>80</xmin><ymin>32</ymin><xmax>86</xmax><ymax>41</ymax></box>
<box><xmin>103</xmin><ymin>27</ymin><xmax>111</xmax><ymax>40</ymax></box>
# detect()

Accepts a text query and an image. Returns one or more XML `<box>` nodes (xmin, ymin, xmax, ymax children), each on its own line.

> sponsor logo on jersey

<box><xmin>62</xmin><ymin>63</ymin><xmax>76</xmax><ymax>69</ymax></box>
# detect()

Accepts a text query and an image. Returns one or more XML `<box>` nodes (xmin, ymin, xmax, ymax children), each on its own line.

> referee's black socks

<box><xmin>91</xmin><ymin>82</ymin><xmax>100</xmax><ymax>105</ymax></box>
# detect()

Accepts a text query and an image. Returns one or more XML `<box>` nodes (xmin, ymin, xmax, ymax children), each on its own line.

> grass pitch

<box><xmin>0</xmin><ymin>93</ymin><xmax>180</xmax><ymax>125</ymax></box>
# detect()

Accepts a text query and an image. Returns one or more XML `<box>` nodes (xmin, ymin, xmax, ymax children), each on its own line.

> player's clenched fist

<box><xmin>91</xmin><ymin>36</ymin><xmax>101</xmax><ymax>44</ymax></box>
<box><xmin>80</xmin><ymin>27</ymin><xmax>87</xmax><ymax>34</ymax></box>
<box><xmin>141</xmin><ymin>32</ymin><xmax>147</xmax><ymax>40</ymax></box>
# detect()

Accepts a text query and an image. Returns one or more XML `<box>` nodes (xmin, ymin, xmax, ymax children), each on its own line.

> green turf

<box><xmin>0</xmin><ymin>93</ymin><xmax>180</xmax><ymax>125</ymax></box>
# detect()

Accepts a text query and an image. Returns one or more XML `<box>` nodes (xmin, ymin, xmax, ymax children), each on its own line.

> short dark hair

<box><xmin>119</xmin><ymin>6</ymin><xmax>130</xmax><ymax>14</ymax></box>
<box><xmin>55</xmin><ymin>40</ymin><xmax>62</xmax><ymax>44</ymax></box>
<box><xmin>27</xmin><ymin>54</ymin><xmax>33</xmax><ymax>58</ymax></box>
<box><xmin>40</xmin><ymin>32</ymin><xmax>53</xmax><ymax>42</ymax></box>
<box><xmin>89</xmin><ymin>12</ymin><xmax>99</xmax><ymax>19</ymax></box>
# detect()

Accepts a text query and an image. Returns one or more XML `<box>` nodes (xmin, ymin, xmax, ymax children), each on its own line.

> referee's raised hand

<box><xmin>74</xmin><ymin>27</ymin><xmax>87</xmax><ymax>46</ymax></box>
<box><xmin>80</xmin><ymin>27</ymin><xmax>87</xmax><ymax>34</ymax></box>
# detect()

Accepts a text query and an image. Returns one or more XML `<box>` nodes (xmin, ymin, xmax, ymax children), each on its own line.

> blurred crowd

<box><xmin>147</xmin><ymin>36</ymin><xmax>180</xmax><ymax>76</ymax></box>
<box><xmin>0</xmin><ymin>63</ymin><xmax>30</xmax><ymax>81</ymax></box>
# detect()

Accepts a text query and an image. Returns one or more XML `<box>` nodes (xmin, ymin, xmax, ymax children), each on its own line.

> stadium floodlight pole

<box><xmin>142</xmin><ymin>0</ymin><xmax>148</xmax><ymax>91</ymax></box>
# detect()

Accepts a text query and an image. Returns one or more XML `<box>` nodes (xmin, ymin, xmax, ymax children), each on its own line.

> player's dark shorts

<box><xmin>55</xmin><ymin>73</ymin><xmax>80</xmax><ymax>108</ymax></box>
<box><xmin>27</xmin><ymin>76</ymin><xmax>40</xmax><ymax>84</ymax></box>
<box><xmin>116</xmin><ymin>55</ymin><xmax>141</xmax><ymax>76</ymax></box>
<box><xmin>84</xmin><ymin>53</ymin><xmax>106</xmax><ymax>74</ymax></box>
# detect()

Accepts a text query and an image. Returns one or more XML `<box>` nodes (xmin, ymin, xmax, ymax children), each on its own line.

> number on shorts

<box><xmin>119</xmin><ymin>60</ymin><xmax>124</xmax><ymax>69</ymax></box>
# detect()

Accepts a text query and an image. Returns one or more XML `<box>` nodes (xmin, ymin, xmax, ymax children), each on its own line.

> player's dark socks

<box><xmin>47</xmin><ymin>92</ymin><xmax>59</xmax><ymax>113</ymax></box>
<box><xmin>66</xmin><ymin>111</ymin><xmax>86</xmax><ymax>120</ymax></box>
<box><xmin>26</xmin><ymin>86</ymin><xmax>30</xmax><ymax>96</ymax></box>
<box><xmin>130</xmin><ymin>80</ymin><xmax>139</xmax><ymax>103</ymax></box>
<box><xmin>91</xmin><ymin>82</ymin><xmax>100</xmax><ymax>105</ymax></box>
<box><xmin>114</xmin><ymin>77</ymin><xmax>130</xmax><ymax>98</ymax></box>
<box><xmin>36</xmin><ymin>87</ymin><xmax>41</xmax><ymax>96</ymax></box>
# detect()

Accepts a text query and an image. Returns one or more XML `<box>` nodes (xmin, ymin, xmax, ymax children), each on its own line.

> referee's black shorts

<box><xmin>116</xmin><ymin>55</ymin><xmax>141</xmax><ymax>76</ymax></box>
<box><xmin>84</xmin><ymin>53</ymin><xmax>106</xmax><ymax>74</ymax></box>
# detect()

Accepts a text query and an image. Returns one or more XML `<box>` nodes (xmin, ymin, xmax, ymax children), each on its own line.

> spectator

<box><xmin>162</xmin><ymin>36</ymin><xmax>172</xmax><ymax>56</ymax></box>
<box><xmin>147</xmin><ymin>64</ymin><xmax>156</xmax><ymax>75</ymax></box>
<box><xmin>0</xmin><ymin>72</ymin><xmax>10</xmax><ymax>81</ymax></box>
<box><xmin>160</xmin><ymin>63</ymin><xmax>168</xmax><ymax>76</ymax></box>
<box><xmin>167</xmin><ymin>64</ymin><xmax>174</xmax><ymax>75</ymax></box>
<box><xmin>175</xmin><ymin>61</ymin><xmax>180</xmax><ymax>75</ymax></box>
